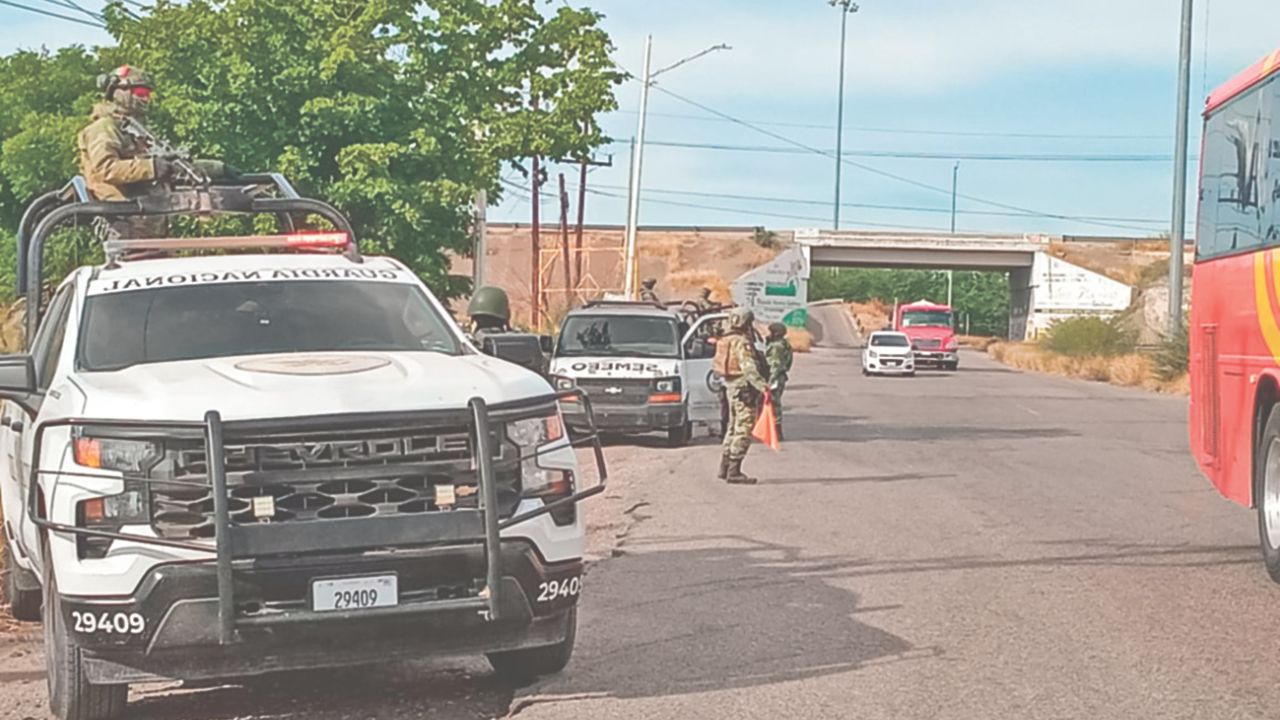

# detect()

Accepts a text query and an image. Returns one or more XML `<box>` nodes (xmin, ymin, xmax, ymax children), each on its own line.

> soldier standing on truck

<box><xmin>694</xmin><ymin>287</ymin><xmax>715</xmax><ymax>312</ymax></box>
<box><xmin>765</xmin><ymin>322</ymin><xmax>794</xmax><ymax>441</ymax></box>
<box><xmin>639</xmin><ymin>278</ymin><xmax>661</xmax><ymax>303</ymax></box>
<box><xmin>713</xmin><ymin>307</ymin><xmax>768</xmax><ymax>485</ymax></box>
<box><xmin>78</xmin><ymin>65</ymin><xmax>234</xmax><ymax>236</ymax></box>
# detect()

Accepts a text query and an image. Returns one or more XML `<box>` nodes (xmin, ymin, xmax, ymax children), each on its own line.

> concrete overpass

<box><xmin>795</xmin><ymin>229</ymin><xmax>1045</xmax><ymax>270</ymax></box>
<box><xmin>738</xmin><ymin>230</ymin><xmax>1134</xmax><ymax>341</ymax></box>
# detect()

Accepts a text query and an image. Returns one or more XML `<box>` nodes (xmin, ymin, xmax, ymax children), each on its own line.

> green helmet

<box><xmin>768</xmin><ymin>322</ymin><xmax>788</xmax><ymax>339</ymax></box>
<box><xmin>728</xmin><ymin>307</ymin><xmax>754</xmax><ymax>330</ymax></box>
<box><xmin>700</xmin><ymin>287</ymin><xmax>712</xmax><ymax>298</ymax></box>
<box><xmin>98</xmin><ymin>65</ymin><xmax>154</xmax><ymax>117</ymax></box>
<box><xmin>642</xmin><ymin>278</ymin><xmax>657</xmax><ymax>289</ymax></box>
<box><xmin>468</xmin><ymin>286</ymin><xmax>511</xmax><ymax>325</ymax></box>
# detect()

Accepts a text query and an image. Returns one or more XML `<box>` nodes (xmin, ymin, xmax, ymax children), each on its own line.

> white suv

<box><xmin>0</xmin><ymin>178</ymin><xmax>604</xmax><ymax>720</ymax></box>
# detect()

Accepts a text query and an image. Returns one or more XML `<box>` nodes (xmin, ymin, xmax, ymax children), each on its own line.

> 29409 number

<box><xmin>333</xmin><ymin>588</ymin><xmax>380</xmax><ymax>610</ymax></box>
<box><xmin>536</xmin><ymin>576</ymin><xmax>581</xmax><ymax>604</ymax></box>
<box><xmin>71</xmin><ymin>611</ymin><xmax>145</xmax><ymax>636</ymax></box>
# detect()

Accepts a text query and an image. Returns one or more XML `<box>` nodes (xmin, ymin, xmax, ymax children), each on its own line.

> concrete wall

<box><xmin>1025</xmin><ymin>253</ymin><xmax>1134</xmax><ymax>339</ymax></box>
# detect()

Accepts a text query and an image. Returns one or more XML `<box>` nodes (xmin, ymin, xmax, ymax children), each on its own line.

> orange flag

<box><xmin>752</xmin><ymin>392</ymin><xmax>781</xmax><ymax>452</ymax></box>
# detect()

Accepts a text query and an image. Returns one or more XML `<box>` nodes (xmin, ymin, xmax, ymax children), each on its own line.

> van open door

<box><xmin>682</xmin><ymin>313</ymin><xmax>729</xmax><ymax>433</ymax></box>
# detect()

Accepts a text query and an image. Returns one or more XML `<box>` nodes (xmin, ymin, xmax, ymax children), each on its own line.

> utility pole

<box><xmin>622</xmin><ymin>37</ymin><xmax>731</xmax><ymax>299</ymax></box>
<box><xmin>559</xmin><ymin>173</ymin><xmax>571</xmax><ymax>300</ymax></box>
<box><xmin>531</xmin><ymin>155</ymin><xmax>541</xmax><ymax>329</ymax></box>
<box><xmin>1168</xmin><ymin>0</ymin><xmax>1194</xmax><ymax>335</ymax></box>
<box><xmin>830</xmin><ymin>0</ymin><xmax>859</xmax><ymax>230</ymax></box>
<box><xmin>473</xmin><ymin>189</ymin><xmax>487</xmax><ymax>288</ymax></box>
<box><xmin>948</xmin><ymin>161</ymin><xmax>958</xmax><ymax>307</ymax></box>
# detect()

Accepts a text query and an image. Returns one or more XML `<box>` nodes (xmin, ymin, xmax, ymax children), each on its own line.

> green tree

<box><xmin>0</xmin><ymin>2</ymin><xmax>621</xmax><ymax>300</ymax></box>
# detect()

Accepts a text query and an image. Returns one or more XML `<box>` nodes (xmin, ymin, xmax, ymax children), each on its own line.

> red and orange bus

<box><xmin>1189</xmin><ymin>48</ymin><xmax>1280</xmax><ymax>580</ymax></box>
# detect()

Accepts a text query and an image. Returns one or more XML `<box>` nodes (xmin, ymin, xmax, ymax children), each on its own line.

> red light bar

<box><xmin>104</xmin><ymin>232</ymin><xmax>353</xmax><ymax>257</ymax></box>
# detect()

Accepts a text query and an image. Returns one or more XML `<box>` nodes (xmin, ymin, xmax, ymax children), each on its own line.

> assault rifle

<box><xmin>117</xmin><ymin>115</ymin><xmax>210</xmax><ymax>187</ymax></box>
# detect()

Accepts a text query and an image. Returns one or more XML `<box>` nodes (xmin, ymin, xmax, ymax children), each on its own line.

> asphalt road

<box><xmin>4</xmin><ymin>345</ymin><xmax>1278</xmax><ymax>719</ymax></box>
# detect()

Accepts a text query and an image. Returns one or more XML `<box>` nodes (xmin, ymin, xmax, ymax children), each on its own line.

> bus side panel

<box><xmin>1190</xmin><ymin>254</ymin><xmax>1270</xmax><ymax>507</ymax></box>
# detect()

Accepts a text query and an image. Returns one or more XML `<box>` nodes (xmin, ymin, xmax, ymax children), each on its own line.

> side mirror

<box><xmin>539</xmin><ymin>335</ymin><xmax>554</xmax><ymax>354</ymax></box>
<box><xmin>0</xmin><ymin>355</ymin><xmax>38</xmax><ymax>414</ymax></box>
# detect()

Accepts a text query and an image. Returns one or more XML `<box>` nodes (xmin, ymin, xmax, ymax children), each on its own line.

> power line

<box><xmin>0</xmin><ymin>0</ymin><xmax>105</xmax><ymax>27</ymax></box>
<box><xmin>614</xmin><ymin>108</ymin><xmax>1171</xmax><ymax>141</ymax></box>
<box><xmin>586</xmin><ymin>183</ymin><xmax>1167</xmax><ymax>226</ymax></box>
<box><xmin>649</xmin><ymin>84</ymin><xmax>1160</xmax><ymax>233</ymax></box>
<box><xmin>40</xmin><ymin>0</ymin><xmax>103</xmax><ymax>22</ymax></box>
<box><xmin>607</xmin><ymin>138</ymin><xmax>1185</xmax><ymax>164</ymax></box>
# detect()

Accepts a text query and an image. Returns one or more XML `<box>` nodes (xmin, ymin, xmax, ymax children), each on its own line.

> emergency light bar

<box><xmin>104</xmin><ymin>232</ymin><xmax>356</xmax><ymax>261</ymax></box>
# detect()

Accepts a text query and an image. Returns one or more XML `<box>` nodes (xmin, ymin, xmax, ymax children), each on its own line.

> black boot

<box><xmin>717</xmin><ymin>453</ymin><xmax>730</xmax><ymax>480</ymax></box>
<box><xmin>725</xmin><ymin>457</ymin><xmax>758</xmax><ymax>485</ymax></box>
<box><xmin>775</xmin><ymin>420</ymin><xmax>784</xmax><ymax>443</ymax></box>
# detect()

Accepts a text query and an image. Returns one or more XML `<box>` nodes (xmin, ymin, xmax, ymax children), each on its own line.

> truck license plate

<box><xmin>312</xmin><ymin>574</ymin><xmax>398</xmax><ymax>613</ymax></box>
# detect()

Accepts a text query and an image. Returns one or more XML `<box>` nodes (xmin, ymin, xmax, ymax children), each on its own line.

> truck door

<box><xmin>12</xmin><ymin>284</ymin><xmax>74</xmax><ymax>560</ymax></box>
<box><xmin>682</xmin><ymin>313</ymin><xmax>728</xmax><ymax>429</ymax></box>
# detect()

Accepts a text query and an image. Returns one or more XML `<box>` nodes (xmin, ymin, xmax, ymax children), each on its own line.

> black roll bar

<box><xmin>20</xmin><ymin>177</ymin><xmax>358</xmax><ymax>339</ymax></box>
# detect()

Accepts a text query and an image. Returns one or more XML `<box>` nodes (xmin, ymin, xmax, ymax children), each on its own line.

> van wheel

<box><xmin>487</xmin><ymin>608</ymin><xmax>576</xmax><ymax>682</ymax></box>
<box><xmin>1256</xmin><ymin>406</ymin><xmax>1280</xmax><ymax>584</ymax></box>
<box><xmin>43</xmin><ymin>547</ymin><xmax>127</xmax><ymax>720</ymax></box>
<box><xmin>2</xmin><ymin>542</ymin><xmax>42</xmax><ymax>622</ymax></box>
<box><xmin>666</xmin><ymin>422</ymin><xmax>692</xmax><ymax>447</ymax></box>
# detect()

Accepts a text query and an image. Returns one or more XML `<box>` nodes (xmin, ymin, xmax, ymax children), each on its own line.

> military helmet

<box><xmin>642</xmin><ymin>278</ymin><xmax>657</xmax><ymax>289</ymax></box>
<box><xmin>728</xmin><ymin>307</ymin><xmax>754</xmax><ymax>330</ymax></box>
<box><xmin>98</xmin><ymin>65</ymin><xmax>153</xmax><ymax>97</ymax></box>
<box><xmin>700</xmin><ymin>287</ymin><xmax>712</xmax><ymax>298</ymax></box>
<box><xmin>468</xmin><ymin>286</ymin><xmax>511</xmax><ymax>324</ymax></box>
<box><xmin>768</xmin><ymin>322</ymin><xmax>788</xmax><ymax>339</ymax></box>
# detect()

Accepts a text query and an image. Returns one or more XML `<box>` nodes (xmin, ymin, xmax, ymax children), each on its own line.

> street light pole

<box><xmin>948</xmin><ymin>162</ymin><xmax>958</xmax><ymax>307</ymax></box>
<box><xmin>622</xmin><ymin>35</ymin><xmax>653</xmax><ymax>300</ymax></box>
<box><xmin>1168</xmin><ymin>0</ymin><xmax>1194</xmax><ymax>335</ymax></box>
<box><xmin>621</xmin><ymin>37</ymin><xmax>730</xmax><ymax>299</ymax></box>
<box><xmin>831</xmin><ymin>0</ymin><xmax>859</xmax><ymax>230</ymax></box>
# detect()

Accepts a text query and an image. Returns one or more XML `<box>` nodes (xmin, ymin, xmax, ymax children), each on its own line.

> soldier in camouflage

<box><xmin>467</xmin><ymin>286</ymin><xmax>548</xmax><ymax>375</ymax></box>
<box><xmin>713</xmin><ymin>307</ymin><xmax>768</xmax><ymax>484</ymax></box>
<box><xmin>78</xmin><ymin>65</ymin><xmax>232</xmax><ymax>236</ymax></box>
<box><xmin>765</xmin><ymin>322</ymin><xmax>794</xmax><ymax>441</ymax></box>
<box><xmin>694</xmin><ymin>287</ymin><xmax>715</xmax><ymax>312</ymax></box>
<box><xmin>639</xmin><ymin>278</ymin><xmax>660</xmax><ymax>303</ymax></box>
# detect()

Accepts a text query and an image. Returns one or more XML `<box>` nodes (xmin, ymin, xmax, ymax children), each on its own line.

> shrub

<box><xmin>751</xmin><ymin>227</ymin><xmax>780</xmax><ymax>249</ymax></box>
<box><xmin>1040</xmin><ymin>316</ymin><xmax>1135</xmax><ymax>357</ymax></box>
<box><xmin>1154</xmin><ymin>322</ymin><xmax>1189</xmax><ymax>381</ymax></box>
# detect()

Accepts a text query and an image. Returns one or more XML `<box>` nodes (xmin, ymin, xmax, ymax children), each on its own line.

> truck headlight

<box><xmin>551</xmin><ymin>375</ymin><xmax>575</xmax><ymax>391</ymax></box>
<box><xmin>77</xmin><ymin>481</ymin><xmax>149</xmax><ymax>527</ymax></box>
<box><xmin>654</xmin><ymin>377</ymin><xmax>681</xmax><ymax>393</ymax></box>
<box><xmin>73</xmin><ymin>436</ymin><xmax>162</xmax><ymax>474</ymax></box>
<box><xmin>506</xmin><ymin>412</ymin><xmax>571</xmax><ymax>497</ymax></box>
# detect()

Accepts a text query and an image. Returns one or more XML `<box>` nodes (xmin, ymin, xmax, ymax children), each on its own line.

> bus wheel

<box><xmin>1256</xmin><ymin>406</ymin><xmax>1280</xmax><ymax>584</ymax></box>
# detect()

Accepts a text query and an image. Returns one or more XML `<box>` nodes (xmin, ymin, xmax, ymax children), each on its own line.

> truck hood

<box><xmin>72</xmin><ymin>352</ymin><xmax>551</xmax><ymax>421</ymax></box>
<box><xmin>549</xmin><ymin>356</ymin><xmax>680</xmax><ymax>379</ymax></box>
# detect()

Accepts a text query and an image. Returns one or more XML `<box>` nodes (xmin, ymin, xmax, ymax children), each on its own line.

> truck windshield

<box><xmin>901</xmin><ymin>310</ymin><xmax>952</xmax><ymax>328</ymax></box>
<box><xmin>556</xmin><ymin>315</ymin><xmax>680</xmax><ymax>359</ymax></box>
<box><xmin>79</xmin><ymin>281</ymin><xmax>461</xmax><ymax>371</ymax></box>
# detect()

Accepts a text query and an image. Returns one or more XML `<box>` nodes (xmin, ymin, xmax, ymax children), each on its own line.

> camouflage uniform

<box><xmin>694</xmin><ymin>288</ymin><xmax>714</xmax><ymax>312</ymax></box>
<box><xmin>765</xmin><ymin>323</ymin><xmax>794</xmax><ymax>440</ymax></box>
<box><xmin>714</xmin><ymin>308</ymin><xmax>767</xmax><ymax>484</ymax></box>
<box><xmin>639</xmin><ymin>278</ymin><xmax>660</xmax><ymax>303</ymax></box>
<box><xmin>78</xmin><ymin>101</ymin><xmax>159</xmax><ymax>202</ymax></box>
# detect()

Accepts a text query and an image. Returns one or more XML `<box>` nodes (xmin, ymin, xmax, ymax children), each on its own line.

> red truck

<box><xmin>894</xmin><ymin>300</ymin><xmax>959</xmax><ymax>371</ymax></box>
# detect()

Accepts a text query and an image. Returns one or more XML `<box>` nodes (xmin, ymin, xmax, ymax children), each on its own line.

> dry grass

<box><xmin>787</xmin><ymin>328</ymin><xmax>813</xmax><ymax>353</ymax></box>
<box><xmin>847</xmin><ymin>300</ymin><xmax>890</xmax><ymax>336</ymax></box>
<box><xmin>958</xmin><ymin>335</ymin><xmax>999</xmax><ymax>351</ymax></box>
<box><xmin>666</xmin><ymin>270</ymin><xmax>733</xmax><ymax>304</ymax></box>
<box><xmin>987</xmin><ymin>342</ymin><xmax>1188</xmax><ymax>394</ymax></box>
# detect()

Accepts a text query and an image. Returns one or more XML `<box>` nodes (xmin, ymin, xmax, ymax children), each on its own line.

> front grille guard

<box><xmin>25</xmin><ymin>390</ymin><xmax>608</xmax><ymax>643</ymax></box>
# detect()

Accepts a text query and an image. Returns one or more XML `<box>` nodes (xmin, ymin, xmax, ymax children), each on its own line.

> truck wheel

<box><xmin>666</xmin><ymin>422</ymin><xmax>692</xmax><ymax>448</ymax></box>
<box><xmin>487</xmin><ymin>608</ymin><xmax>576</xmax><ymax>682</ymax></box>
<box><xmin>2</xmin><ymin>542</ymin><xmax>42</xmax><ymax>622</ymax></box>
<box><xmin>43</xmin><ymin>548</ymin><xmax>127</xmax><ymax>720</ymax></box>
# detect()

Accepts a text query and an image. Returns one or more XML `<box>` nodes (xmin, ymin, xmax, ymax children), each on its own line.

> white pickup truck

<box><xmin>0</xmin><ymin>176</ymin><xmax>605</xmax><ymax>720</ymax></box>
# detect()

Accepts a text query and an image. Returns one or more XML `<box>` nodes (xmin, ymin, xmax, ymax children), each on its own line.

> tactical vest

<box><xmin>713</xmin><ymin>334</ymin><xmax>745</xmax><ymax>377</ymax></box>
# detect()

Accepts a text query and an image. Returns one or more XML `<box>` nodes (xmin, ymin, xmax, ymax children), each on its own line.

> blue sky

<box><xmin>3</xmin><ymin>0</ymin><xmax>1278</xmax><ymax>236</ymax></box>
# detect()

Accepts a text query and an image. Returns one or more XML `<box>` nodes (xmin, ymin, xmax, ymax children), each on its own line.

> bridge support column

<box><xmin>1008</xmin><ymin>266</ymin><xmax>1033</xmax><ymax>341</ymax></box>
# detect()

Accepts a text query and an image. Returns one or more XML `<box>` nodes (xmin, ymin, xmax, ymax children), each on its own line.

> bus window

<box><xmin>1268</xmin><ymin>79</ymin><xmax>1280</xmax><ymax>245</ymax></box>
<box><xmin>1202</xmin><ymin>85</ymin><xmax>1269</xmax><ymax>258</ymax></box>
